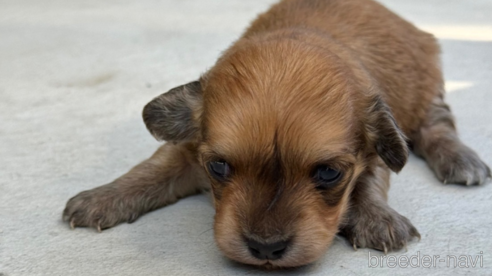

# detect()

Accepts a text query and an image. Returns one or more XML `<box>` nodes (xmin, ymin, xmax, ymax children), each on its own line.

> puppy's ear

<box><xmin>365</xmin><ymin>96</ymin><xmax>409</xmax><ymax>172</ymax></box>
<box><xmin>143</xmin><ymin>81</ymin><xmax>202</xmax><ymax>142</ymax></box>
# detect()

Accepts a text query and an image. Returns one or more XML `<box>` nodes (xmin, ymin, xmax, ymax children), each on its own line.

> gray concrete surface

<box><xmin>1</xmin><ymin>0</ymin><xmax>491</xmax><ymax>275</ymax></box>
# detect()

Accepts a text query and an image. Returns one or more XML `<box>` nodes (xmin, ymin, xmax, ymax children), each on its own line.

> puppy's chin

<box><xmin>213</xmin><ymin>198</ymin><xmax>341</xmax><ymax>268</ymax></box>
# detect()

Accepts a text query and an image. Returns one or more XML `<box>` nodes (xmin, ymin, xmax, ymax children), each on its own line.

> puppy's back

<box><xmin>239</xmin><ymin>0</ymin><xmax>442</xmax><ymax>134</ymax></box>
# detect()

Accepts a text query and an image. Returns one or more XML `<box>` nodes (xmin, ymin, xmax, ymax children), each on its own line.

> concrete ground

<box><xmin>1</xmin><ymin>0</ymin><xmax>491</xmax><ymax>275</ymax></box>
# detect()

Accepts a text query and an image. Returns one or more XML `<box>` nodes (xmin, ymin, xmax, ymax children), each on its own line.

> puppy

<box><xmin>63</xmin><ymin>0</ymin><xmax>491</xmax><ymax>268</ymax></box>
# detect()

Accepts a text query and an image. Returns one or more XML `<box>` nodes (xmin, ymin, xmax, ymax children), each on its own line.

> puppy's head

<box><xmin>143</xmin><ymin>38</ymin><xmax>407</xmax><ymax>267</ymax></box>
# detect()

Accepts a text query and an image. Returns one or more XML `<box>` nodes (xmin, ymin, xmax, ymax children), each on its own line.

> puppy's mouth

<box><xmin>259</xmin><ymin>261</ymin><xmax>277</xmax><ymax>269</ymax></box>
<box><xmin>249</xmin><ymin>258</ymin><xmax>303</xmax><ymax>270</ymax></box>
<box><xmin>247</xmin><ymin>258</ymin><xmax>285</xmax><ymax>269</ymax></box>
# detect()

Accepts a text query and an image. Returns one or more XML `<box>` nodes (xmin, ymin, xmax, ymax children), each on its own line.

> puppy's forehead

<box><xmin>201</xmin><ymin>39</ymin><xmax>358</xmax><ymax>165</ymax></box>
<box><xmin>204</xmin><ymin>101</ymin><xmax>354</xmax><ymax>164</ymax></box>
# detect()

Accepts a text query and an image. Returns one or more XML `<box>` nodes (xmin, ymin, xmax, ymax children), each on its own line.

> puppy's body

<box><xmin>63</xmin><ymin>0</ymin><xmax>490</xmax><ymax>268</ymax></box>
<box><xmin>241</xmin><ymin>0</ymin><xmax>441</xmax><ymax>135</ymax></box>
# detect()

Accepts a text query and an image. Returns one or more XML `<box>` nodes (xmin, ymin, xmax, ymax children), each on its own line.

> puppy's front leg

<box><xmin>63</xmin><ymin>142</ymin><xmax>209</xmax><ymax>231</ymax></box>
<box><xmin>340</xmin><ymin>161</ymin><xmax>420</xmax><ymax>253</ymax></box>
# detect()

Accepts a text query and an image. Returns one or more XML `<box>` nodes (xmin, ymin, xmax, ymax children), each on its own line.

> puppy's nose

<box><xmin>246</xmin><ymin>238</ymin><xmax>290</xmax><ymax>260</ymax></box>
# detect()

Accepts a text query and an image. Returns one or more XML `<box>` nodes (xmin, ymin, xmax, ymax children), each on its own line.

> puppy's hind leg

<box><xmin>63</xmin><ymin>142</ymin><xmax>210</xmax><ymax>231</ymax></box>
<box><xmin>411</xmin><ymin>95</ymin><xmax>490</xmax><ymax>185</ymax></box>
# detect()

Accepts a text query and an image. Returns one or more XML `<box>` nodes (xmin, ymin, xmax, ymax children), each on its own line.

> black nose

<box><xmin>246</xmin><ymin>238</ymin><xmax>290</xmax><ymax>260</ymax></box>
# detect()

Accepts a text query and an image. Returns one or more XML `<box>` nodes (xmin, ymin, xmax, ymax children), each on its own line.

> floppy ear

<box><xmin>142</xmin><ymin>81</ymin><xmax>202</xmax><ymax>142</ymax></box>
<box><xmin>365</xmin><ymin>96</ymin><xmax>409</xmax><ymax>172</ymax></box>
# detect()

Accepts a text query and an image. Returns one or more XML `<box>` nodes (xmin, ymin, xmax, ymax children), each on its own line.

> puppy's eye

<box><xmin>208</xmin><ymin>161</ymin><xmax>231</xmax><ymax>180</ymax></box>
<box><xmin>313</xmin><ymin>166</ymin><xmax>342</xmax><ymax>189</ymax></box>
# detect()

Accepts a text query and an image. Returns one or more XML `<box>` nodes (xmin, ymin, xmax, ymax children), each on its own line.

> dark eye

<box><xmin>313</xmin><ymin>165</ymin><xmax>342</xmax><ymax>189</ymax></box>
<box><xmin>208</xmin><ymin>160</ymin><xmax>231</xmax><ymax>180</ymax></box>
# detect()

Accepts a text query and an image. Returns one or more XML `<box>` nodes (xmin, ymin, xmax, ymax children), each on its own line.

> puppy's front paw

<box><xmin>340</xmin><ymin>205</ymin><xmax>420</xmax><ymax>254</ymax></box>
<box><xmin>62</xmin><ymin>186</ymin><xmax>140</xmax><ymax>232</ymax></box>
<box><xmin>431</xmin><ymin>144</ymin><xmax>490</xmax><ymax>186</ymax></box>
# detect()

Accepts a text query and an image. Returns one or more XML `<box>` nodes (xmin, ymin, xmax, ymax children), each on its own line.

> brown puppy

<box><xmin>63</xmin><ymin>0</ymin><xmax>491</xmax><ymax>268</ymax></box>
